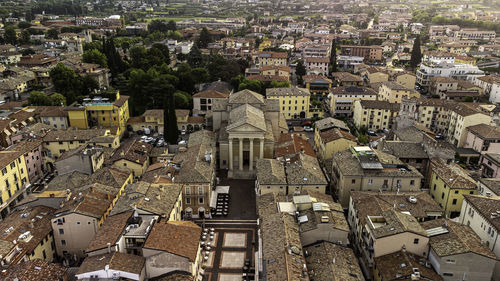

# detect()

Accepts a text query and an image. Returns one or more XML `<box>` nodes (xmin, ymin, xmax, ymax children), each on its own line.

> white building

<box><xmin>489</xmin><ymin>83</ymin><xmax>500</xmax><ymax>104</ymax></box>
<box><xmin>459</xmin><ymin>195</ymin><xmax>500</xmax><ymax>281</ymax></box>
<box><xmin>416</xmin><ymin>62</ymin><xmax>484</xmax><ymax>92</ymax></box>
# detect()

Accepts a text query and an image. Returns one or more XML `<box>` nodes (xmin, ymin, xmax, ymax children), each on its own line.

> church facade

<box><xmin>211</xmin><ymin>90</ymin><xmax>288</xmax><ymax>178</ymax></box>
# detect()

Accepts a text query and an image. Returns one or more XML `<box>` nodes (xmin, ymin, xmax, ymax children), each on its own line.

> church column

<box><xmin>228</xmin><ymin>138</ymin><xmax>233</xmax><ymax>171</ymax></box>
<box><xmin>259</xmin><ymin>137</ymin><xmax>264</xmax><ymax>159</ymax></box>
<box><xmin>239</xmin><ymin>138</ymin><xmax>244</xmax><ymax>171</ymax></box>
<box><xmin>249</xmin><ymin>138</ymin><xmax>254</xmax><ymax>171</ymax></box>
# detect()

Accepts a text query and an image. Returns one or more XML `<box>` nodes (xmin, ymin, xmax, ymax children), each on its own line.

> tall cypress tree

<box><xmin>329</xmin><ymin>38</ymin><xmax>337</xmax><ymax>75</ymax></box>
<box><xmin>163</xmin><ymin>85</ymin><xmax>179</xmax><ymax>144</ymax></box>
<box><xmin>410</xmin><ymin>35</ymin><xmax>422</xmax><ymax>70</ymax></box>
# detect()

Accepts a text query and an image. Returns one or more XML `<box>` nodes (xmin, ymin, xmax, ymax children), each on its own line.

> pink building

<box><xmin>8</xmin><ymin>139</ymin><xmax>44</xmax><ymax>184</ymax></box>
<box><xmin>481</xmin><ymin>153</ymin><xmax>500</xmax><ymax>178</ymax></box>
<box><xmin>464</xmin><ymin>124</ymin><xmax>500</xmax><ymax>154</ymax></box>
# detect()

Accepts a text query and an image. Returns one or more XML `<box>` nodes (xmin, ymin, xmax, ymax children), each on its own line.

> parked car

<box><xmin>303</xmin><ymin>126</ymin><xmax>314</xmax><ymax>132</ymax></box>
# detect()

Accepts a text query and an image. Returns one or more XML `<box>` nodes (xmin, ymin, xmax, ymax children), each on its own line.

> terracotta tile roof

<box><xmin>193</xmin><ymin>90</ymin><xmax>228</xmax><ymax>98</ymax></box>
<box><xmin>143</xmin><ymin>109</ymin><xmax>163</xmax><ymax>119</ymax></box>
<box><xmin>315</xmin><ymin>117</ymin><xmax>350</xmax><ymax>132</ymax></box>
<box><xmin>55</xmin><ymin>188</ymin><xmax>113</xmax><ymax>218</ymax></box>
<box><xmin>304</xmin><ymin>242</ymin><xmax>364</xmax><ymax>281</ymax></box>
<box><xmin>467</xmin><ymin>123</ymin><xmax>500</xmax><ymax>140</ymax></box>
<box><xmin>463</xmin><ymin>195</ymin><xmax>500</xmax><ymax>231</ymax></box>
<box><xmin>256</xmin><ymin>159</ymin><xmax>287</xmax><ymax>185</ymax></box>
<box><xmin>247</xmin><ymin>74</ymin><xmax>289</xmax><ymax>82</ymax></box>
<box><xmin>374</xmin><ymin>251</ymin><xmax>442</xmax><ymax>281</ymax></box>
<box><xmin>187</xmin><ymin>116</ymin><xmax>205</xmax><ymax>123</ymax></box>
<box><xmin>258</xmin><ymin>51</ymin><xmax>288</xmax><ymax>59</ymax></box>
<box><xmin>257</xmin><ymin>193</ymin><xmax>309</xmax><ymax>281</ymax></box>
<box><xmin>330</xmin><ymin>86</ymin><xmax>377</xmax><ymax>96</ymax></box>
<box><xmin>175</xmin><ymin>109</ymin><xmax>189</xmax><ymax>118</ymax></box>
<box><xmin>86</xmin><ymin>211</ymin><xmax>133</xmax><ymax>253</ymax></box>
<box><xmin>128</xmin><ymin>116</ymin><xmax>145</xmax><ymax>123</ymax></box>
<box><xmin>77</xmin><ymin>252</ymin><xmax>145</xmax><ymax>275</ymax></box>
<box><xmin>319</xmin><ymin>128</ymin><xmax>356</xmax><ymax>144</ymax></box>
<box><xmin>421</xmin><ymin>219</ymin><xmax>497</xmax><ymax>259</ymax></box>
<box><xmin>331</xmin><ymin>72</ymin><xmax>363</xmax><ymax>82</ymax></box>
<box><xmin>477</xmin><ymin>75</ymin><xmax>500</xmax><ymax>84</ymax></box>
<box><xmin>351</xmin><ymin>191</ymin><xmax>443</xmax><ymax>226</ymax></box>
<box><xmin>31</xmin><ymin>106</ymin><xmax>68</xmax><ymax>117</ymax></box>
<box><xmin>430</xmin><ymin>158</ymin><xmax>476</xmax><ymax>189</ymax></box>
<box><xmin>359</xmin><ymin>100</ymin><xmax>400</xmax><ymax>111</ymax></box>
<box><xmin>3</xmin><ymin>259</ymin><xmax>68</xmax><ymax>281</ymax></box>
<box><xmin>275</xmin><ymin>132</ymin><xmax>315</xmax><ymax>158</ymax></box>
<box><xmin>144</xmin><ymin>221</ymin><xmax>201</xmax><ymax>261</ymax></box>
<box><xmin>0</xmin><ymin>206</ymin><xmax>55</xmax><ymax>264</ymax></box>
<box><xmin>303</xmin><ymin>74</ymin><xmax>333</xmax><ymax>84</ymax></box>
<box><xmin>43</xmin><ymin>128</ymin><xmax>108</xmax><ymax>142</ymax></box>
<box><xmin>108</xmin><ymin>138</ymin><xmax>153</xmax><ymax>166</ymax></box>
<box><xmin>306</xmin><ymin>56</ymin><xmax>330</xmax><ymax>63</ymax></box>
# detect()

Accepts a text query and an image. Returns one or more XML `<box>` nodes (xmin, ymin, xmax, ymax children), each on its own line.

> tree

<box><xmin>151</xmin><ymin>43</ymin><xmax>171</xmax><ymax>65</ymax></box>
<box><xmin>187</xmin><ymin>45</ymin><xmax>203</xmax><ymax>68</ymax></box>
<box><xmin>4</xmin><ymin>26</ymin><xmax>17</xmax><ymax>45</ymax></box>
<box><xmin>50</xmin><ymin>63</ymin><xmax>80</xmax><ymax>104</ymax></box>
<box><xmin>46</xmin><ymin>28</ymin><xmax>59</xmax><ymax>40</ymax></box>
<box><xmin>329</xmin><ymin>39</ymin><xmax>337</xmax><ymax>75</ymax></box>
<box><xmin>83</xmin><ymin>49</ymin><xmax>108</xmax><ymax>67</ymax></box>
<box><xmin>410</xmin><ymin>35</ymin><xmax>422</xmax><ymax>69</ymax></box>
<box><xmin>174</xmin><ymin>91</ymin><xmax>192</xmax><ymax>109</ymax></box>
<box><xmin>163</xmin><ymin>85</ymin><xmax>178</xmax><ymax>144</ymax></box>
<box><xmin>148</xmin><ymin>20</ymin><xmax>168</xmax><ymax>33</ymax></box>
<box><xmin>296</xmin><ymin>60</ymin><xmax>306</xmax><ymax>85</ymax></box>
<box><xmin>166</xmin><ymin>20</ymin><xmax>176</xmax><ymax>31</ymax></box>
<box><xmin>18</xmin><ymin>21</ymin><xmax>32</xmax><ymax>29</ymax></box>
<box><xmin>50</xmin><ymin>93</ymin><xmax>66</xmax><ymax>105</ymax></box>
<box><xmin>196</xmin><ymin>28</ymin><xmax>212</xmax><ymax>48</ymax></box>
<box><xmin>27</xmin><ymin>91</ymin><xmax>51</xmax><ymax>105</ymax></box>
<box><xmin>238</xmin><ymin>79</ymin><xmax>262</xmax><ymax>93</ymax></box>
<box><xmin>83</xmin><ymin>41</ymin><xmax>102</xmax><ymax>52</ymax></box>
<box><xmin>19</xmin><ymin>30</ymin><xmax>31</xmax><ymax>44</ymax></box>
<box><xmin>28</xmin><ymin>91</ymin><xmax>66</xmax><ymax>106</ymax></box>
<box><xmin>22</xmin><ymin>48</ymin><xmax>35</xmax><ymax>56</ymax></box>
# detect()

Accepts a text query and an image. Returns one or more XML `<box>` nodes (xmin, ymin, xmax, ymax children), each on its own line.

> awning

<box><xmin>3</xmin><ymin>129</ymin><xmax>10</xmax><ymax>136</ymax></box>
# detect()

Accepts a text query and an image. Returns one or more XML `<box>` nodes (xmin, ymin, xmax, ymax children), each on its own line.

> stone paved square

<box><xmin>220</xmin><ymin>251</ymin><xmax>245</xmax><ymax>268</ymax></box>
<box><xmin>223</xmin><ymin>233</ymin><xmax>246</xmax><ymax>248</ymax></box>
<box><xmin>218</xmin><ymin>273</ymin><xmax>242</xmax><ymax>281</ymax></box>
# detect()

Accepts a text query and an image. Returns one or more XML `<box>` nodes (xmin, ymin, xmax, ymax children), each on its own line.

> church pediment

<box><xmin>227</xmin><ymin>123</ymin><xmax>266</xmax><ymax>133</ymax></box>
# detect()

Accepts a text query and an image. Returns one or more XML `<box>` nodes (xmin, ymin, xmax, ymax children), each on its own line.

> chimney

<box><xmin>107</xmin><ymin>242</ymin><xmax>111</xmax><ymax>253</ymax></box>
<box><xmin>106</xmin><ymin>193</ymin><xmax>111</xmax><ymax>200</ymax></box>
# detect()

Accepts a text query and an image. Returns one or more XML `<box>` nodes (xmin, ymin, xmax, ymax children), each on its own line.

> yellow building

<box><xmin>303</xmin><ymin>75</ymin><xmax>333</xmax><ymax>100</ymax></box>
<box><xmin>415</xmin><ymin>99</ymin><xmax>492</xmax><ymax>147</ymax></box>
<box><xmin>43</xmin><ymin>128</ymin><xmax>118</xmax><ymax>159</ymax></box>
<box><xmin>363</xmin><ymin>67</ymin><xmax>389</xmax><ymax>84</ymax></box>
<box><xmin>66</xmin><ymin>107</ymin><xmax>88</xmax><ymax>129</ymax></box>
<box><xmin>316</xmin><ymin>128</ymin><xmax>357</xmax><ymax>159</ymax></box>
<box><xmin>438</xmin><ymin>44</ymin><xmax>472</xmax><ymax>54</ymax></box>
<box><xmin>395</xmin><ymin>72</ymin><xmax>416</xmax><ymax>90</ymax></box>
<box><xmin>0</xmin><ymin>206</ymin><xmax>56</xmax><ymax>267</ymax></box>
<box><xmin>0</xmin><ymin>151</ymin><xmax>29</xmax><ymax>220</ymax></box>
<box><xmin>256</xmin><ymin>51</ymin><xmax>288</xmax><ymax>67</ymax></box>
<box><xmin>109</xmin><ymin>139</ymin><xmax>153</xmax><ymax>177</ymax></box>
<box><xmin>429</xmin><ymin>158</ymin><xmax>477</xmax><ymax>218</ymax></box>
<box><xmin>66</xmin><ymin>92</ymin><xmax>130</xmax><ymax>134</ymax></box>
<box><xmin>353</xmin><ymin>100</ymin><xmax>400</xmax><ymax>131</ymax></box>
<box><xmin>377</xmin><ymin>81</ymin><xmax>420</xmax><ymax>103</ymax></box>
<box><xmin>266</xmin><ymin>87</ymin><xmax>311</xmax><ymax>119</ymax></box>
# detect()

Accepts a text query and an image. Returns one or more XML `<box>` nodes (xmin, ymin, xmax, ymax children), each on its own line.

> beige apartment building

<box><xmin>329</xmin><ymin>86</ymin><xmax>377</xmax><ymax>117</ymax></box>
<box><xmin>351</xmin><ymin>208</ymin><xmax>429</xmax><ymax>278</ymax></box>
<box><xmin>331</xmin><ymin>147</ymin><xmax>423</xmax><ymax>207</ymax></box>
<box><xmin>377</xmin><ymin>81</ymin><xmax>420</xmax><ymax>103</ymax></box>
<box><xmin>353</xmin><ymin>100</ymin><xmax>400</xmax><ymax>131</ymax></box>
